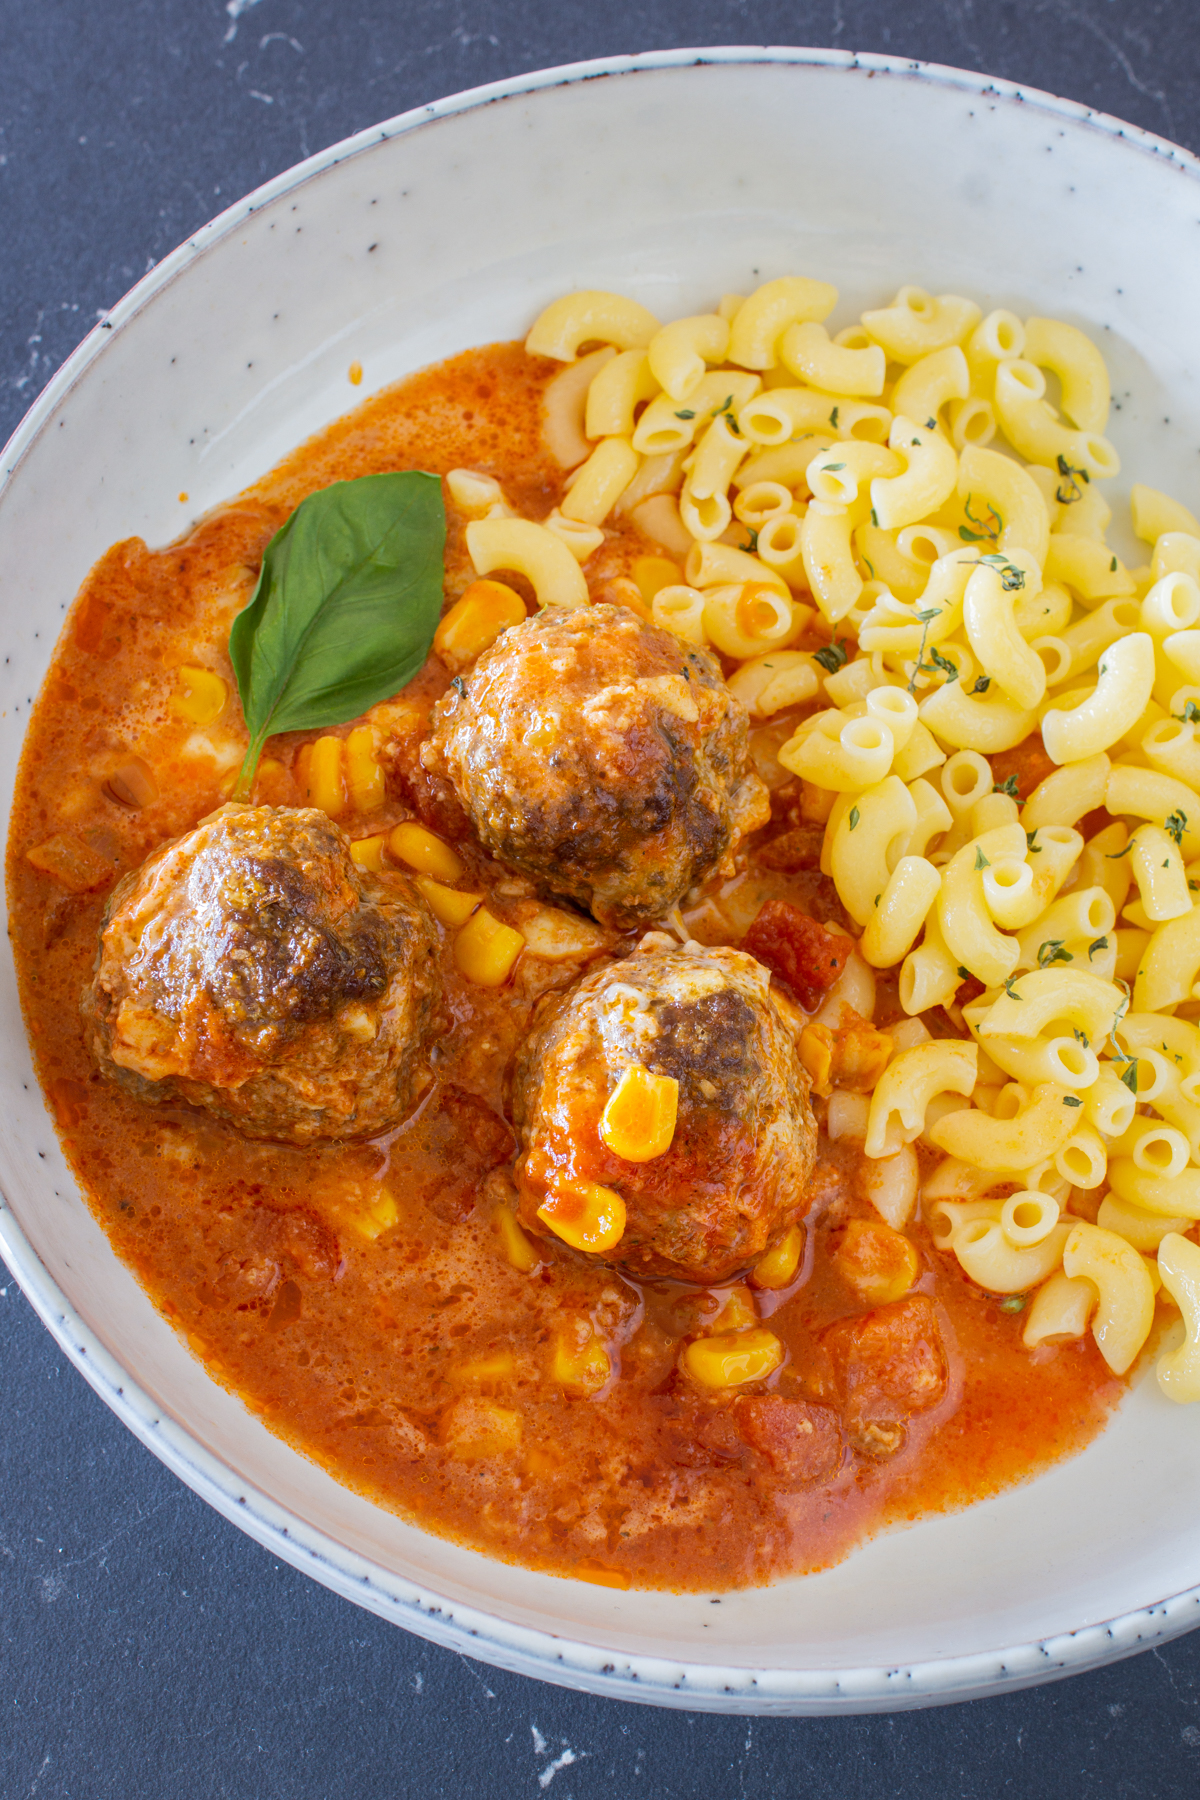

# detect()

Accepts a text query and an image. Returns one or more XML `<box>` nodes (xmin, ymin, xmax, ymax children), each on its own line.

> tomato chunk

<box><xmin>735</xmin><ymin>1394</ymin><xmax>843</xmax><ymax>1485</ymax></box>
<box><xmin>823</xmin><ymin>1295</ymin><xmax>948</xmax><ymax>1459</ymax></box>
<box><xmin>988</xmin><ymin>733</ymin><xmax>1056</xmax><ymax>803</ymax></box>
<box><xmin>743</xmin><ymin>899</ymin><xmax>852</xmax><ymax>1011</ymax></box>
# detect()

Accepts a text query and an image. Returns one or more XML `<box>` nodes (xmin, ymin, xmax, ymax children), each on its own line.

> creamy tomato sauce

<box><xmin>6</xmin><ymin>344</ymin><xmax>1121</xmax><ymax>1590</ymax></box>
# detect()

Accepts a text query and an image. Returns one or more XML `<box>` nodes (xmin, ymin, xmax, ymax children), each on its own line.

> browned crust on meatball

<box><xmin>420</xmin><ymin>605</ymin><xmax>769</xmax><ymax>928</ymax></box>
<box><xmin>82</xmin><ymin>804</ymin><xmax>440</xmax><ymax>1143</ymax></box>
<box><xmin>511</xmin><ymin>940</ymin><xmax>816</xmax><ymax>1283</ymax></box>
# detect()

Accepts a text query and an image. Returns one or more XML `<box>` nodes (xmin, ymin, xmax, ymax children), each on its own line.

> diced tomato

<box><xmin>988</xmin><ymin>733</ymin><xmax>1056</xmax><ymax>803</ymax></box>
<box><xmin>756</xmin><ymin>825</ymin><xmax>826</xmax><ymax>872</ymax></box>
<box><xmin>743</xmin><ymin>899</ymin><xmax>852</xmax><ymax>1011</ymax></box>
<box><xmin>823</xmin><ymin>1295</ymin><xmax>948</xmax><ymax>1458</ymax></box>
<box><xmin>735</xmin><ymin>1394</ymin><xmax>843</xmax><ymax>1485</ymax></box>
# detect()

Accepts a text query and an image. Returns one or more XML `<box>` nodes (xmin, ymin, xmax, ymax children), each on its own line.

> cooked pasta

<box><xmin>527</xmin><ymin>272</ymin><xmax>1200</xmax><ymax>1402</ymax></box>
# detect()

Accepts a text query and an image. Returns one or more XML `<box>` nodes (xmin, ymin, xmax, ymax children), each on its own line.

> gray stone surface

<box><xmin>4</xmin><ymin>4</ymin><xmax>1200</xmax><ymax>1794</ymax></box>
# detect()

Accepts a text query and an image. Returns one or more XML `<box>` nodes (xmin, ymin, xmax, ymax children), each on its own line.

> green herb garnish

<box><xmin>229</xmin><ymin>472</ymin><xmax>445</xmax><ymax>798</ymax></box>
<box><xmin>812</xmin><ymin>640</ymin><xmax>849</xmax><ymax>675</ymax></box>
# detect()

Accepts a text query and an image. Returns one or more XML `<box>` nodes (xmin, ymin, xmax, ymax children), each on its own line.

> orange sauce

<box><xmin>5</xmin><ymin>344</ymin><xmax>1122</xmax><ymax>1589</ymax></box>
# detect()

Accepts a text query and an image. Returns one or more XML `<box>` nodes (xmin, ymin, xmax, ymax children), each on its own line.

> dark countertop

<box><xmin>3</xmin><ymin>4</ymin><xmax>1200</xmax><ymax>1795</ymax></box>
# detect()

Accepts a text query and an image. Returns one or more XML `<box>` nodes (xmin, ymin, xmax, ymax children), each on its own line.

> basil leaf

<box><xmin>229</xmin><ymin>471</ymin><xmax>445</xmax><ymax>795</ymax></box>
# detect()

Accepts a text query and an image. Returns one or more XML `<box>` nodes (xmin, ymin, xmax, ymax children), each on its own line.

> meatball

<box><xmin>421</xmin><ymin>605</ymin><xmax>769</xmax><ymax>928</ymax></box>
<box><xmin>83</xmin><ymin>804</ymin><xmax>440</xmax><ymax>1143</ymax></box>
<box><xmin>512</xmin><ymin>938</ymin><xmax>817</xmax><ymax>1283</ymax></box>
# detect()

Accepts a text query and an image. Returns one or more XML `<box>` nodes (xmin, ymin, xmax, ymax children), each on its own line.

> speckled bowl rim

<box><xmin>3</xmin><ymin>44</ymin><xmax>1200</xmax><ymax>1714</ymax></box>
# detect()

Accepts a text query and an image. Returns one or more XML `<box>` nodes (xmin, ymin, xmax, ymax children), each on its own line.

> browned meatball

<box><xmin>512</xmin><ymin>938</ymin><xmax>816</xmax><ymax>1283</ymax></box>
<box><xmin>83</xmin><ymin>804</ymin><xmax>440</xmax><ymax>1143</ymax></box>
<box><xmin>421</xmin><ymin>605</ymin><xmax>769</xmax><ymax>928</ymax></box>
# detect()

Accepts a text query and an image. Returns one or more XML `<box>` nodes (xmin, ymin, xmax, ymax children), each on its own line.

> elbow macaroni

<box><xmin>519</xmin><ymin>274</ymin><xmax>1200</xmax><ymax>1399</ymax></box>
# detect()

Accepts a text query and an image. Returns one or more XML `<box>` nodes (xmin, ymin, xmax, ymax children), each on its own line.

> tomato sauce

<box><xmin>5</xmin><ymin>344</ymin><xmax>1122</xmax><ymax>1590</ymax></box>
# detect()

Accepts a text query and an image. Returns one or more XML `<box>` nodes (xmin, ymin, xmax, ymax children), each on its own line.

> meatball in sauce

<box><xmin>422</xmin><ymin>604</ymin><xmax>769</xmax><ymax>928</ymax></box>
<box><xmin>513</xmin><ymin>937</ymin><xmax>817</xmax><ymax>1284</ymax></box>
<box><xmin>84</xmin><ymin>804</ymin><xmax>440</xmax><ymax>1143</ymax></box>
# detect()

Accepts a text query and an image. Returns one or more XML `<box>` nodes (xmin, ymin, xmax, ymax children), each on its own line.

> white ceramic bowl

<box><xmin>4</xmin><ymin>47</ymin><xmax>1200</xmax><ymax>1715</ymax></box>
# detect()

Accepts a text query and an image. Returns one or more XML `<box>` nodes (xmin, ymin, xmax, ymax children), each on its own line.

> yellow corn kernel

<box><xmin>632</xmin><ymin>554</ymin><xmax>682</xmax><ymax>605</ymax></box>
<box><xmin>798</xmin><ymin>1023</ymin><xmax>833</xmax><ymax>1093</ymax></box>
<box><xmin>712</xmin><ymin>1285</ymin><xmax>758</xmax><ymax>1332</ymax></box>
<box><xmin>414</xmin><ymin>875</ymin><xmax>481</xmax><ymax>928</ymax></box>
<box><xmin>599</xmin><ymin>1065</ymin><xmax>679</xmax><ymax>1163</ymax></box>
<box><xmin>309</xmin><ymin>735</ymin><xmax>347</xmax><ymax>818</ymax></box>
<box><xmin>537</xmin><ymin>1181</ymin><xmax>627</xmax><ymax>1254</ymax></box>
<box><xmin>434</xmin><ymin>579</ymin><xmax>527</xmax><ymax>672</ymax></box>
<box><xmin>345</xmin><ymin>1189</ymin><xmax>399</xmax><ymax>1242</ymax></box>
<box><xmin>576</xmin><ymin>1562</ymin><xmax>632</xmax><ymax>1590</ymax></box>
<box><xmin>521</xmin><ymin>1444</ymin><xmax>560</xmax><ymax>1478</ymax></box>
<box><xmin>349</xmin><ymin>834</ymin><xmax>388</xmax><ymax>871</ymax></box>
<box><xmin>495</xmin><ymin>1206</ymin><xmax>539</xmax><ymax>1273</ymax></box>
<box><xmin>389</xmin><ymin>821</ymin><xmax>464</xmax><ymax>883</ymax></box>
<box><xmin>438</xmin><ymin>1398</ymin><xmax>522</xmax><ymax>1459</ymax></box>
<box><xmin>681</xmin><ymin>1327</ymin><xmax>784</xmax><ymax>1391</ymax></box>
<box><xmin>345</xmin><ymin>724</ymin><xmax>385</xmax><ymax>812</ymax></box>
<box><xmin>551</xmin><ymin>1329</ymin><xmax>611</xmax><ymax>1397</ymax></box>
<box><xmin>454</xmin><ymin>906</ymin><xmax>525</xmax><ymax>986</ymax></box>
<box><xmin>449</xmin><ymin>1350</ymin><xmax>515</xmax><ymax>1386</ymax></box>
<box><xmin>170</xmin><ymin>666</ymin><xmax>227</xmax><ymax>725</ymax></box>
<box><xmin>750</xmin><ymin>1223</ymin><xmax>805</xmax><ymax>1290</ymax></box>
<box><xmin>832</xmin><ymin>1218</ymin><xmax>919</xmax><ymax>1305</ymax></box>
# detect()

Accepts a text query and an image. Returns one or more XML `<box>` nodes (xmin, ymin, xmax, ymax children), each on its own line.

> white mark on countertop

<box><xmin>538</xmin><ymin>1748</ymin><xmax>579</xmax><ymax>1790</ymax></box>
<box><xmin>27</xmin><ymin>1753</ymin><xmax>51</xmax><ymax>1796</ymax></box>
<box><xmin>531</xmin><ymin>1725</ymin><xmax>547</xmax><ymax>1756</ymax></box>
<box><xmin>247</xmin><ymin>90</ymin><xmax>274</xmax><ymax>104</ymax></box>
<box><xmin>224</xmin><ymin>0</ymin><xmax>264</xmax><ymax>42</ymax></box>
<box><xmin>1183</xmin><ymin>1725</ymin><xmax>1200</xmax><ymax>1748</ymax></box>
<box><xmin>260</xmin><ymin>31</ymin><xmax>303</xmax><ymax>52</ymax></box>
<box><xmin>456</xmin><ymin>1653</ymin><xmax>495</xmax><ymax>1703</ymax></box>
<box><xmin>410</xmin><ymin>1671</ymin><xmax>423</xmax><ymax>1693</ymax></box>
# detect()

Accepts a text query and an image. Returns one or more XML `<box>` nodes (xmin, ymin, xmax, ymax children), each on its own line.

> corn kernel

<box><xmin>439</xmin><ymin>1397</ymin><xmax>522</xmax><ymax>1459</ymax></box>
<box><xmin>537</xmin><ymin>1181</ymin><xmax>626</xmax><ymax>1254</ymax></box>
<box><xmin>798</xmin><ymin>1023</ymin><xmax>834</xmax><ymax>1094</ymax></box>
<box><xmin>170</xmin><ymin>666</ymin><xmax>227</xmax><ymax>725</ymax></box>
<box><xmin>632</xmin><ymin>555</ymin><xmax>682</xmax><ymax>605</ymax></box>
<box><xmin>551</xmin><ymin>1328</ymin><xmax>611</xmax><ymax>1397</ymax></box>
<box><xmin>521</xmin><ymin>1445</ymin><xmax>560</xmax><ymax>1478</ymax></box>
<box><xmin>454</xmin><ymin>906</ymin><xmax>525</xmax><ymax>986</ymax></box>
<box><xmin>344</xmin><ymin>1189</ymin><xmax>399</xmax><ymax>1242</ymax></box>
<box><xmin>414</xmin><ymin>875</ymin><xmax>481</xmax><ymax>928</ymax></box>
<box><xmin>712</xmin><ymin>1285</ymin><xmax>758</xmax><ymax>1332</ymax></box>
<box><xmin>495</xmin><ymin>1206</ymin><xmax>539</xmax><ymax>1273</ymax></box>
<box><xmin>389</xmin><ymin>821</ymin><xmax>464</xmax><ymax>883</ymax></box>
<box><xmin>599</xmin><ymin>1065</ymin><xmax>679</xmax><ymax>1163</ymax></box>
<box><xmin>576</xmin><ymin>1561</ymin><xmax>631</xmax><ymax>1590</ymax></box>
<box><xmin>750</xmin><ymin>1223</ymin><xmax>805</xmax><ymax>1290</ymax></box>
<box><xmin>450</xmin><ymin>1350</ymin><xmax>515</xmax><ymax>1386</ymax></box>
<box><xmin>345</xmin><ymin>724</ymin><xmax>385</xmax><ymax>812</ymax></box>
<box><xmin>434</xmin><ymin>579</ymin><xmax>526</xmax><ymax>672</ymax></box>
<box><xmin>308</xmin><ymin>735</ymin><xmax>347</xmax><ymax>818</ymax></box>
<box><xmin>349</xmin><ymin>834</ymin><xmax>388</xmax><ymax>871</ymax></box>
<box><xmin>681</xmin><ymin>1327</ymin><xmax>784</xmax><ymax>1391</ymax></box>
<box><xmin>832</xmin><ymin>1219</ymin><xmax>919</xmax><ymax>1305</ymax></box>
